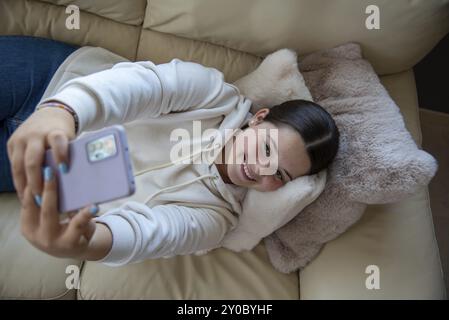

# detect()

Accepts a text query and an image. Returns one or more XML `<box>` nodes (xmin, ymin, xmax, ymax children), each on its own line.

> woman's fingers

<box><xmin>62</xmin><ymin>206</ymin><xmax>97</xmax><ymax>247</ymax></box>
<box><xmin>67</xmin><ymin>212</ymin><xmax>77</xmax><ymax>219</ymax></box>
<box><xmin>83</xmin><ymin>219</ymin><xmax>97</xmax><ymax>242</ymax></box>
<box><xmin>8</xmin><ymin>141</ymin><xmax>27</xmax><ymax>201</ymax></box>
<box><xmin>47</xmin><ymin>130</ymin><xmax>70</xmax><ymax>174</ymax></box>
<box><xmin>40</xmin><ymin>166</ymin><xmax>61</xmax><ymax>234</ymax></box>
<box><xmin>20</xmin><ymin>186</ymin><xmax>40</xmax><ymax>237</ymax></box>
<box><xmin>23</xmin><ymin>138</ymin><xmax>45</xmax><ymax>204</ymax></box>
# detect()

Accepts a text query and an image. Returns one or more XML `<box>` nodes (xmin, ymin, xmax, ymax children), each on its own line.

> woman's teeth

<box><xmin>243</xmin><ymin>161</ymin><xmax>256</xmax><ymax>181</ymax></box>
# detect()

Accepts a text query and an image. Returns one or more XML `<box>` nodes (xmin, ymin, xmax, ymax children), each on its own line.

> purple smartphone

<box><xmin>44</xmin><ymin>125</ymin><xmax>136</xmax><ymax>213</ymax></box>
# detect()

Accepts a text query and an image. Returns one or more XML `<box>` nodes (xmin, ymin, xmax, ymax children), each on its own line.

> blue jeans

<box><xmin>0</xmin><ymin>35</ymin><xmax>79</xmax><ymax>192</ymax></box>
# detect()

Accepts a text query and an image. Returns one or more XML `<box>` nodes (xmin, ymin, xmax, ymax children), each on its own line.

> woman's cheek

<box><xmin>259</xmin><ymin>177</ymin><xmax>284</xmax><ymax>192</ymax></box>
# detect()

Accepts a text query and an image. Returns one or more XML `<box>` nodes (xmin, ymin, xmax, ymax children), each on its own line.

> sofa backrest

<box><xmin>140</xmin><ymin>0</ymin><xmax>449</xmax><ymax>75</ymax></box>
<box><xmin>1</xmin><ymin>0</ymin><xmax>448</xmax><ymax>80</ymax></box>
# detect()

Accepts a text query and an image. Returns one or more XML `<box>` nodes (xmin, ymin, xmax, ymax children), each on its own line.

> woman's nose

<box><xmin>255</xmin><ymin>157</ymin><xmax>274</xmax><ymax>176</ymax></box>
<box><xmin>248</xmin><ymin>163</ymin><xmax>260</xmax><ymax>181</ymax></box>
<box><xmin>253</xmin><ymin>163</ymin><xmax>274</xmax><ymax>181</ymax></box>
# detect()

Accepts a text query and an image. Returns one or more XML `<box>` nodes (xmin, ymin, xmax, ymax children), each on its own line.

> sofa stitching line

<box><xmin>142</xmin><ymin>28</ymin><xmax>264</xmax><ymax>60</ymax></box>
<box><xmin>1</xmin><ymin>260</ymin><xmax>83</xmax><ymax>300</ymax></box>
<box><xmin>31</xmin><ymin>0</ymin><xmax>145</xmax><ymax>27</ymax></box>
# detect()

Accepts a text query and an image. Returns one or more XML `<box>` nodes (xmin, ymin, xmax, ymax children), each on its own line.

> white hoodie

<box><xmin>40</xmin><ymin>48</ymin><xmax>252</xmax><ymax>266</ymax></box>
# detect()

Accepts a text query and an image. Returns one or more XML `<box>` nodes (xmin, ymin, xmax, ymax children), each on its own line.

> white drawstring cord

<box><xmin>142</xmin><ymin>174</ymin><xmax>217</xmax><ymax>205</ymax></box>
<box><xmin>133</xmin><ymin>130</ymin><xmax>237</xmax><ymax>177</ymax></box>
<box><xmin>134</xmin><ymin>129</ymin><xmax>240</xmax><ymax>205</ymax></box>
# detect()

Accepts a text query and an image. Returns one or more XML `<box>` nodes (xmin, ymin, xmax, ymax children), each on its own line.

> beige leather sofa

<box><xmin>0</xmin><ymin>0</ymin><xmax>448</xmax><ymax>299</ymax></box>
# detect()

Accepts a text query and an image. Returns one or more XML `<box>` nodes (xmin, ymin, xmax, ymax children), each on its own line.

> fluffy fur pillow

<box><xmin>221</xmin><ymin>170</ymin><xmax>327</xmax><ymax>251</ymax></box>
<box><xmin>232</xmin><ymin>43</ymin><xmax>438</xmax><ymax>273</ymax></box>
<box><xmin>217</xmin><ymin>49</ymin><xmax>327</xmax><ymax>252</ymax></box>
<box><xmin>233</xmin><ymin>48</ymin><xmax>313</xmax><ymax>113</ymax></box>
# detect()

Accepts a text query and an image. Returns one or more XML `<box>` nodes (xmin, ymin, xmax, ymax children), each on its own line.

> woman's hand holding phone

<box><xmin>11</xmin><ymin>104</ymin><xmax>129</xmax><ymax>260</ymax></box>
<box><xmin>20</xmin><ymin>165</ymin><xmax>113</xmax><ymax>261</ymax></box>
<box><xmin>7</xmin><ymin>104</ymin><xmax>76</xmax><ymax>204</ymax></box>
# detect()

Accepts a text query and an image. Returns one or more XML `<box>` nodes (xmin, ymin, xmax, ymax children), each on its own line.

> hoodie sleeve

<box><xmin>40</xmin><ymin>59</ymin><xmax>241</xmax><ymax>134</ymax></box>
<box><xmin>92</xmin><ymin>201</ymin><xmax>231</xmax><ymax>266</ymax></box>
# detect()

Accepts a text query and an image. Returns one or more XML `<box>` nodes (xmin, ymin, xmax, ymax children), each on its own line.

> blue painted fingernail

<box><xmin>44</xmin><ymin>166</ymin><xmax>53</xmax><ymax>181</ymax></box>
<box><xmin>58</xmin><ymin>162</ymin><xmax>68</xmax><ymax>174</ymax></box>
<box><xmin>34</xmin><ymin>194</ymin><xmax>42</xmax><ymax>207</ymax></box>
<box><xmin>89</xmin><ymin>205</ymin><xmax>99</xmax><ymax>216</ymax></box>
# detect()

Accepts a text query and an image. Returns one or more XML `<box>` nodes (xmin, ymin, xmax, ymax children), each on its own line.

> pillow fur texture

<box><xmin>233</xmin><ymin>43</ymin><xmax>438</xmax><ymax>273</ymax></box>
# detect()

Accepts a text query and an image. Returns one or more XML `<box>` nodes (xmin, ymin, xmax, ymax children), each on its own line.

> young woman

<box><xmin>1</xmin><ymin>36</ymin><xmax>339</xmax><ymax>266</ymax></box>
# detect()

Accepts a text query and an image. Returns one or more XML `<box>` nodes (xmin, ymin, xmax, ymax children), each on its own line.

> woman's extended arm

<box><xmin>91</xmin><ymin>201</ymin><xmax>231</xmax><ymax>266</ymax></box>
<box><xmin>39</xmin><ymin>59</ymin><xmax>241</xmax><ymax>134</ymax></box>
<box><xmin>72</xmin><ymin>202</ymin><xmax>230</xmax><ymax>264</ymax></box>
<box><xmin>19</xmin><ymin>164</ymin><xmax>230</xmax><ymax>263</ymax></box>
<box><xmin>10</xmin><ymin>59</ymin><xmax>239</xmax><ymax>203</ymax></box>
<box><xmin>78</xmin><ymin>222</ymin><xmax>113</xmax><ymax>261</ymax></box>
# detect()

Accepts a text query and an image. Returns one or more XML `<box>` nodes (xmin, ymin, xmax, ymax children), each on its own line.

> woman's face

<box><xmin>222</xmin><ymin>108</ymin><xmax>311</xmax><ymax>192</ymax></box>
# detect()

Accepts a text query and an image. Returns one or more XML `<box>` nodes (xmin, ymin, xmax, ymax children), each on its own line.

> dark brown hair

<box><xmin>263</xmin><ymin>99</ymin><xmax>340</xmax><ymax>175</ymax></box>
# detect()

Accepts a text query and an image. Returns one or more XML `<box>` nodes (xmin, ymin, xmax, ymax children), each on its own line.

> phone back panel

<box><xmin>45</xmin><ymin>125</ymin><xmax>135</xmax><ymax>213</ymax></box>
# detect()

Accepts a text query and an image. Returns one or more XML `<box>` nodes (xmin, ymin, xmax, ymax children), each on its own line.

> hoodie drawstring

<box><xmin>132</xmin><ymin>129</ymin><xmax>238</xmax><ymax>205</ymax></box>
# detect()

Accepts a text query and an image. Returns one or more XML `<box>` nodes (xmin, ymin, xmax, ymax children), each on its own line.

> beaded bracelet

<box><xmin>36</xmin><ymin>102</ymin><xmax>79</xmax><ymax>134</ymax></box>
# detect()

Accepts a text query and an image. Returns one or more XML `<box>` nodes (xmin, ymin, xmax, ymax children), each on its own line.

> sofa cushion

<box><xmin>136</xmin><ymin>29</ymin><xmax>262</xmax><ymax>83</ymax></box>
<box><xmin>0</xmin><ymin>0</ymin><xmax>141</xmax><ymax>60</ymax></box>
<box><xmin>38</xmin><ymin>0</ymin><xmax>147</xmax><ymax>26</ymax></box>
<box><xmin>301</xmin><ymin>188</ymin><xmax>446</xmax><ymax>299</ymax></box>
<box><xmin>78</xmin><ymin>243</ymin><xmax>299</xmax><ymax>299</ymax></box>
<box><xmin>0</xmin><ymin>193</ymin><xmax>81</xmax><ymax>299</ymax></box>
<box><xmin>142</xmin><ymin>0</ymin><xmax>449</xmax><ymax>75</ymax></box>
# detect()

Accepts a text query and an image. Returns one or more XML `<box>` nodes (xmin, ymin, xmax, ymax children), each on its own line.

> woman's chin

<box><xmin>229</xmin><ymin>175</ymin><xmax>254</xmax><ymax>189</ymax></box>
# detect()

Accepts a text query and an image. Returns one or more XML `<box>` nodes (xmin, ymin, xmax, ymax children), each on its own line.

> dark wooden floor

<box><xmin>414</xmin><ymin>33</ymin><xmax>449</xmax><ymax>115</ymax></box>
<box><xmin>414</xmin><ymin>28</ymin><xmax>448</xmax><ymax>298</ymax></box>
<box><xmin>420</xmin><ymin>108</ymin><xmax>449</xmax><ymax>298</ymax></box>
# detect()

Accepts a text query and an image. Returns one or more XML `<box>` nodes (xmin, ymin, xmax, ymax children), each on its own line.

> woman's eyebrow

<box><xmin>268</xmin><ymin>135</ymin><xmax>292</xmax><ymax>181</ymax></box>
<box><xmin>283</xmin><ymin>168</ymin><xmax>293</xmax><ymax>181</ymax></box>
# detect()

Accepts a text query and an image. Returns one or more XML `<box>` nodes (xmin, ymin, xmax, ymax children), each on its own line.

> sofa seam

<box><xmin>410</xmin><ymin>69</ymin><xmax>424</xmax><ymax>147</ymax></box>
<box><xmin>142</xmin><ymin>0</ymin><xmax>262</xmax><ymax>59</ymax></box>
<box><xmin>45</xmin><ymin>259</ymin><xmax>84</xmax><ymax>300</ymax></box>
<box><xmin>1</xmin><ymin>260</ymin><xmax>83</xmax><ymax>300</ymax></box>
<box><xmin>423</xmin><ymin>187</ymin><xmax>447</xmax><ymax>298</ymax></box>
<box><xmin>31</xmin><ymin>0</ymin><xmax>145</xmax><ymax>27</ymax></box>
<box><xmin>142</xmin><ymin>28</ymin><xmax>265</xmax><ymax>60</ymax></box>
<box><xmin>19</xmin><ymin>0</ymin><xmax>141</xmax><ymax>61</ymax></box>
<box><xmin>76</xmin><ymin>260</ymin><xmax>88</xmax><ymax>300</ymax></box>
<box><xmin>134</xmin><ymin>24</ymin><xmax>144</xmax><ymax>61</ymax></box>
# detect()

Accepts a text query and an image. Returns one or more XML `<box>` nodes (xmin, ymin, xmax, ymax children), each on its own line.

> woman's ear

<box><xmin>249</xmin><ymin>108</ymin><xmax>270</xmax><ymax>126</ymax></box>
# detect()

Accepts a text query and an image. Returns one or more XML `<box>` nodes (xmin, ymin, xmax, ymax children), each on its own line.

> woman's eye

<box><xmin>275</xmin><ymin>170</ymin><xmax>283</xmax><ymax>180</ymax></box>
<box><xmin>265</xmin><ymin>143</ymin><xmax>270</xmax><ymax>157</ymax></box>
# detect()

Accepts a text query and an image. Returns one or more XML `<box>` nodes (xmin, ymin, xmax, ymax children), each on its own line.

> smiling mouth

<box><xmin>241</xmin><ymin>154</ymin><xmax>257</xmax><ymax>182</ymax></box>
